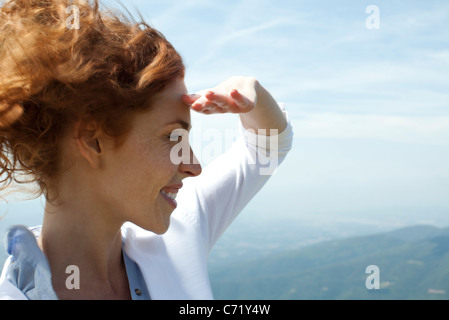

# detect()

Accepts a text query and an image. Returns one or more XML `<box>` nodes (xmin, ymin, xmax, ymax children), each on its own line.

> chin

<box><xmin>137</xmin><ymin>218</ymin><xmax>171</xmax><ymax>235</ymax></box>
<box><xmin>130</xmin><ymin>206</ymin><xmax>173</xmax><ymax>234</ymax></box>
<box><xmin>151</xmin><ymin>225</ymin><xmax>170</xmax><ymax>235</ymax></box>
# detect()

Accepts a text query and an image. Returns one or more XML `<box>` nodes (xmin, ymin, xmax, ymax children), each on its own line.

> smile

<box><xmin>160</xmin><ymin>190</ymin><xmax>177</xmax><ymax>200</ymax></box>
<box><xmin>160</xmin><ymin>190</ymin><xmax>178</xmax><ymax>209</ymax></box>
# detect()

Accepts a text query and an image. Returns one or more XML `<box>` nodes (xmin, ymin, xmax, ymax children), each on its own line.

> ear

<box><xmin>74</xmin><ymin>121</ymin><xmax>104</xmax><ymax>169</ymax></box>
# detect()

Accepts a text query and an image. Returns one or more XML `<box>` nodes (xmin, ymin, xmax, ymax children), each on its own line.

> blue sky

<box><xmin>1</xmin><ymin>0</ymin><xmax>449</xmax><ymax>246</ymax></box>
<box><xmin>121</xmin><ymin>0</ymin><xmax>449</xmax><ymax>148</ymax></box>
<box><xmin>117</xmin><ymin>0</ymin><xmax>449</xmax><ymax>228</ymax></box>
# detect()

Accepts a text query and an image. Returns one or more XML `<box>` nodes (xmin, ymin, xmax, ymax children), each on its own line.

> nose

<box><xmin>179</xmin><ymin>147</ymin><xmax>202</xmax><ymax>177</ymax></box>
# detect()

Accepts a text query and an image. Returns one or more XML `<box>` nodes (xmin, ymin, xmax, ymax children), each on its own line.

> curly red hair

<box><xmin>0</xmin><ymin>0</ymin><xmax>185</xmax><ymax>200</ymax></box>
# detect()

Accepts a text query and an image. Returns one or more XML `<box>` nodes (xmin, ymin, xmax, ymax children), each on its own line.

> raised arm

<box><xmin>182</xmin><ymin>76</ymin><xmax>288</xmax><ymax>135</ymax></box>
<box><xmin>179</xmin><ymin>77</ymin><xmax>293</xmax><ymax>249</ymax></box>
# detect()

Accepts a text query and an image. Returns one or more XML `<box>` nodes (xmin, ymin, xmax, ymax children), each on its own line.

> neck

<box><xmin>39</xmin><ymin>196</ymin><xmax>130</xmax><ymax>299</ymax></box>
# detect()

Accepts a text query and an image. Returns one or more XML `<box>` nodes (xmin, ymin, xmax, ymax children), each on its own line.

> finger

<box><xmin>191</xmin><ymin>99</ymin><xmax>215</xmax><ymax>112</ymax></box>
<box><xmin>196</xmin><ymin>104</ymin><xmax>218</xmax><ymax>114</ymax></box>
<box><xmin>181</xmin><ymin>94</ymin><xmax>201</xmax><ymax>105</ymax></box>
<box><xmin>205</xmin><ymin>91</ymin><xmax>231</xmax><ymax>109</ymax></box>
<box><xmin>190</xmin><ymin>103</ymin><xmax>205</xmax><ymax>112</ymax></box>
<box><xmin>230</xmin><ymin>89</ymin><xmax>249</xmax><ymax>108</ymax></box>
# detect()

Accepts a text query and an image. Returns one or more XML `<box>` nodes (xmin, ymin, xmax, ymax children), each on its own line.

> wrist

<box><xmin>239</xmin><ymin>81</ymin><xmax>287</xmax><ymax>136</ymax></box>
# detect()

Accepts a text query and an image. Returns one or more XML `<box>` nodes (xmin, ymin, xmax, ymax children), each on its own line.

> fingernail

<box><xmin>189</xmin><ymin>94</ymin><xmax>201</xmax><ymax>100</ymax></box>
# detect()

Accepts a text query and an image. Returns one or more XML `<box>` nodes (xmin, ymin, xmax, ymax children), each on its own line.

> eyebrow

<box><xmin>166</xmin><ymin>120</ymin><xmax>192</xmax><ymax>131</ymax></box>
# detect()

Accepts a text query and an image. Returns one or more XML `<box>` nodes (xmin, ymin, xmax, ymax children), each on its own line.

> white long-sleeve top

<box><xmin>0</xmin><ymin>107</ymin><xmax>293</xmax><ymax>300</ymax></box>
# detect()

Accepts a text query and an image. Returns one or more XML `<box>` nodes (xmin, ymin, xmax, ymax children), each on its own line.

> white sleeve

<box><xmin>176</xmin><ymin>104</ymin><xmax>294</xmax><ymax>252</ymax></box>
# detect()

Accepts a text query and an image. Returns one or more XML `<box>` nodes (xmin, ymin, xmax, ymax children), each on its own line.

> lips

<box><xmin>160</xmin><ymin>183</ymin><xmax>183</xmax><ymax>209</ymax></box>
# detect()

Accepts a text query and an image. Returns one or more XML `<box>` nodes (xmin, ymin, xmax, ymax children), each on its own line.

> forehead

<box><xmin>153</xmin><ymin>78</ymin><xmax>188</xmax><ymax>105</ymax></box>
<box><xmin>134</xmin><ymin>79</ymin><xmax>191</xmax><ymax>131</ymax></box>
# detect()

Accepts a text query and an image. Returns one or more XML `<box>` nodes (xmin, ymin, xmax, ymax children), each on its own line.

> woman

<box><xmin>0</xmin><ymin>0</ymin><xmax>292</xmax><ymax>299</ymax></box>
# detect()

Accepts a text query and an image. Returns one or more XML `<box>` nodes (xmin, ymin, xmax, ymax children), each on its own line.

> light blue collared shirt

<box><xmin>4</xmin><ymin>225</ymin><xmax>150</xmax><ymax>300</ymax></box>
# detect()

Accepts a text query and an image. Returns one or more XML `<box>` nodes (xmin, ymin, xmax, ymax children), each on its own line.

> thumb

<box><xmin>181</xmin><ymin>94</ymin><xmax>201</xmax><ymax>105</ymax></box>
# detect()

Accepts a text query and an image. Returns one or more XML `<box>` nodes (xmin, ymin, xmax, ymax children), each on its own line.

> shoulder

<box><xmin>0</xmin><ymin>258</ymin><xmax>27</xmax><ymax>300</ymax></box>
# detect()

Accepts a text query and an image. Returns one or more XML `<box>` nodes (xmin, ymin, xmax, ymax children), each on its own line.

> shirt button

<box><xmin>135</xmin><ymin>288</ymin><xmax>142</xmax><ymax>296</ymax></box>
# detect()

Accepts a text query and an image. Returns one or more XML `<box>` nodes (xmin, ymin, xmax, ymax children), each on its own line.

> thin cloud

<box><xmin>293</xmin><ymin>113</ymin><xmax>449</xmax><ymax>146</ymax></box>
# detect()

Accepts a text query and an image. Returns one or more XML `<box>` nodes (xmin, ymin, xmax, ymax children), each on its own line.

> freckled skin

<box><xmin>97</xmin><ymin>79</ymin><xmax>201</xmax><ymax>234</ymax></box>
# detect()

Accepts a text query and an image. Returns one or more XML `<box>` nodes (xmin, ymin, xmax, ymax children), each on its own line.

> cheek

<box><xmin>137</xmin><ymin>141</ymin><xmax>178</xmax><ymax>191</ymax></box>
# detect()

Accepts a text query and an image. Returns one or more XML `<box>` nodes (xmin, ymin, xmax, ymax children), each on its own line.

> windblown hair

<box><xmin>0</xmin><ymin>0</ymin><xmax>185</xmax><ymax>200</ymax></box>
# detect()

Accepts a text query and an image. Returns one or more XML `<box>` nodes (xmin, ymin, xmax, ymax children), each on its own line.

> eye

<box><xmin>168</xmin><ymin>128</ymin><xmax>188</xmax><ymax>143</ymax></box>
<box><xmin>168</xmin><ymin>134</ymin><xmax>182</xmax><ymax>142</ymax></box>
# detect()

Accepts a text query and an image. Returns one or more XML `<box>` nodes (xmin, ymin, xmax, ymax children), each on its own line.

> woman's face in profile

<box><xmin>99</xmin><ymin>78</ymin><xmax>202</xmax><ymax>234</ymax></box>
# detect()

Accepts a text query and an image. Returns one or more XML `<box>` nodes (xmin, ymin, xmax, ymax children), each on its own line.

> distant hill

<box><xmin>209</xmin><ymin>225</ymin><xmax>449</xmax><ymax>300</ymax></box>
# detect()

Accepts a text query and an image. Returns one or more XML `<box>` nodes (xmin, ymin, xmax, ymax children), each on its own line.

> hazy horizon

<box><xmin>1</xmin><ymin>0</ymin><xmax>449</xmax><ymax>270</ymax></box>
